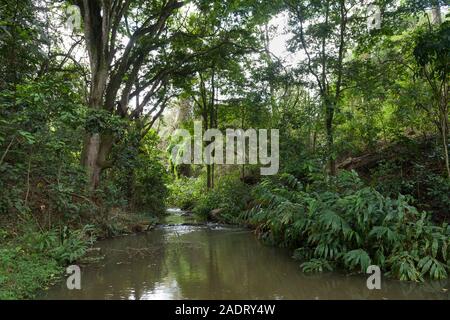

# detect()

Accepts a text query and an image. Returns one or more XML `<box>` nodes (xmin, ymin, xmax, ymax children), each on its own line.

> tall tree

<box><xmin>285</xmin><ymin>0</ymin><xmax>354</xmax><ymax>175</ymax></box>
<box><xmin>414</xmin><ymin>20</ymin><xmax>449</xmax><ymax>178</ymax></box>
<box><xmin>0</xmin><ymin>0</ymin><xmax>45</xmax><ymax>90</ymax></box>
<box><xmin>71</xmin><ymin>0</ymin><xmax>187</xmax><ymax>190</ymax></box>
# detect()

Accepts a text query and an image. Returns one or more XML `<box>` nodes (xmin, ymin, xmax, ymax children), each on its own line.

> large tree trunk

<box><xmin>81</xmin><ymin>132</ymin><xmax>114</xmax><ymax>190</ymax></box>
<box><xmin>82</xmin><ymin>69</ymin><xmax>110</xmax><ymax>190</ymax></box>
<box><xmin>81</xmin><ymin>65</ymin><xmax>110</xmax><ymax>190</ymax></box>
<box><xmin>77</xmin><ymin>0</ymin><xmax>112</xmax><ymax>190</ymax></box>
<box><xmin>82</xmin><ymin>133</ymin><xmax>101</xmax><ymax>190</ymax></box>
<box><xmin>74</xmin><ymin>0</ymin><xmax>186</xmax><ymax>190</ymax></box>
<box><xmin>431</xmin><ymin>2</ymin><xmax>449</xmax><ymax>178</ymax></box>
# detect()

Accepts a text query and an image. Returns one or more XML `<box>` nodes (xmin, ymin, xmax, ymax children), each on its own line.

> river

<box><xmin>39</xmin><ymin>209</ymin><xmax>449</xmax><ymax>300</ymax></box>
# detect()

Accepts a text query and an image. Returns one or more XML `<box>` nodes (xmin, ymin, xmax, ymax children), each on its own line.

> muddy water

<box><xmin>40</xmin><ymin>212</ymin><xmax>449</xmax><ymax>300</ymax></box>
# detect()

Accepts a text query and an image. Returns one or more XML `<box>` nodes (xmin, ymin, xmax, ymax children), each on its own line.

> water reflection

<box><xmin>40</xmin><ymin>226</ymin><xmax>449</xmax><ymax>300</ymax></box>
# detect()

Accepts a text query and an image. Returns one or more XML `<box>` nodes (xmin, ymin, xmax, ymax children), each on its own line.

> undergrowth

<box><xmin>243</xmin><ymin>171</ymin><xmax>450</xmax><ymax>281</ymax></box>
<box><xmin>0</xmin><ymin>216</ymin><xmax>94</xmax><ymax>299</ymax></box>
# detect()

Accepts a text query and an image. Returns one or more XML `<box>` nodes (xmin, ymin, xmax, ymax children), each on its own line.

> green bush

<box><xmin>132</xmin><ymin>159</ymin><xmax>168</xmax><ymax>215</ymax></box>
<box><xmin>193</xmin><ymin>174</ymin><xmax>252</xmax><ymax>223</ymax></box>
<box><xmin>0</xmin><ymin>76</ymin><xmax>91</xmax><ymax>219</ymax></box>
<box><xmin>193</xmin><ymin>189</ymin><xmax>222</xmax><ymax>219</ymax></box>
<box><xmin>245</xmin><ymin>171</ymin><xmax>450</xmax><ymax>281</ymax></box>
<box><xmin>370</xmin><ymin>160</ymin><xmax>450</xmax><ymax>221</ymax></box>
<box><xmin>425</xmin><ymin>174</ymin><xmax>450</xmax><ymax>217</ymax></box>
<box><xmin>167</xmin><ymin>176</ymin><xmax>205</xmax><ymax>210</ymax></box>
<box><xmin>0</xmin><ymin>247</ymin><xmax>60</xmax><ymax>300</ymax></box>
<box><xmin>0</xmin><ymin>218</ymin><xmax>93</xmax><ymax>299</ymax></box>
<box><xmin>167</xmin><ymin>172</ymin><xmax>252</xmax><ymax>223</ymax></box>
<box><xmin>18</xmin><ymin>217</ymin><xmax>93</xmax><ymax>263</ymax></box>
<box><xmin>106</xmin><ymin>129</ymin><xmax>168</xmax><ymax>215</ymax></box>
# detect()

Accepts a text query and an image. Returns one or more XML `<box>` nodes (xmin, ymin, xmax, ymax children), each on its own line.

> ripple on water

<box><xmin>38</xmin><ymin>209</ymin><xmax>450</xmax><ymax>300</ymax></box>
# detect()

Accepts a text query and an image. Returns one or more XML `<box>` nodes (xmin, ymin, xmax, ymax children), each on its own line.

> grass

<box><xmin>0</xmin><ymin>210</ymin><xmax>160</xmax><ymax>300</ymax></box>
<box><xmin>0</xmin><ymin>242</ymin><xmax>62</xmax><ymax>299</ymax></box>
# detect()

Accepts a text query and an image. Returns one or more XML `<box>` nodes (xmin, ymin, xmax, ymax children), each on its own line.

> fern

<box><xmin>343</xmin><ymin>249</ymin><xmax>372</xmax><ymax>272</ymax></box>
<box><xmin>418</xmin><ymin>256</ymin><xmax>448</xmax><ymax>280</ymax></box>
<box><xmin>301</xmin><ymin>259</ymin><xmax>333</xmax><ymax>273</ymax></box>
<box><xmin>369</xmin><ymin>226</ymin><xmax>400</xmax><ymax>245</ymax></box>
<box><xmin>246</xmin><ymin>170</ymin><xmax>450</xmax><ymax>281</ymax></box>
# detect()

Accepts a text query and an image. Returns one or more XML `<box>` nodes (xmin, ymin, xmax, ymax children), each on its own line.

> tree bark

<box><xmin>76</xmin><ymin>0</ymin><xmax>112</xmax><ymax>190</ymax></box>
<box><xmin>430</xmin><ymin>3</ymin><xmax>449</xmax><ymax>178</ymax></box>
<box><xmin>81</xmin><ymin>132</ymin><xmax>114</xmax><ymax>190</ymax></box>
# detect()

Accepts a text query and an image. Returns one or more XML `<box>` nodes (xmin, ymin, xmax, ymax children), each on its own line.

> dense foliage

<box><xmin>244</xmin><ymin>172</ymin><xmax>450</xmax><ymax>281</ymax></box>
<box><xmin>0</xmin><ymin>0</ymin><xmax>449</xmax><ymax>299</ymax></box>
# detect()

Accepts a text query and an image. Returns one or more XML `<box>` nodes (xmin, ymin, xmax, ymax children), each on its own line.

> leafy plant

<box><xmin>246</xmin><ymin>171</ymin><xmax>450</xmax><ymax>281</ymax></box>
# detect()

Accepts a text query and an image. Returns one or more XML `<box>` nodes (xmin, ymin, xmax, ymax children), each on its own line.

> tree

<box><xmin>171</xmin><ymin>0</ymin><xmax>276</xmax><ymax>189</ymax></box>
<box><xmin>186</xmin><ymin>45</ymin><xmax>256</xmax><ymax>189</ymax></box>
<box><xmin>0</xmin><ymin>0</ymin><xmax>46</xmax><ymax>90</ymax></box>
<box><xmin>285</xmin><ymin>0</ymin><xmax>354</xmax><ymax>176</ymax></box>
<box><xmin>414</xmin><ymin>21</ymin><xmax>450</xmax><ymax>178</ymax></box>
<box><xmin>72</xmin><ymin>0</ymin><xmax>187</xmax><ymax>190</ymax></box>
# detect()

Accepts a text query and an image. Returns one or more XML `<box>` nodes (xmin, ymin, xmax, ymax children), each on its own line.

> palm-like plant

<box><xmin>246</xmin><ymin>171</ymin><xmax>450</xmax><ymax>281</ymax></box>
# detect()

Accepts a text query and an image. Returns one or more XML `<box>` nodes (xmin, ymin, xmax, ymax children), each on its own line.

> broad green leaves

<box><xmin>248</xmin><ymin>171</ymin><xmax>450</xmax><ymax>281</ymax></box>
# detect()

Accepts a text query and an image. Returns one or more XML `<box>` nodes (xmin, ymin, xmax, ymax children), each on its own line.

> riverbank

<box><xmin>169</xmin><ymin>172</ymin><xmax>450</xmax><ymax>283</ymax></box>
<box><xmin>0</xmin><ymin>198</ymin><xmax>449</xmax><ymax>299</ymax></box>
<box><xmin>39</xmin><ymin>209</ymin><xmax>449</xmax><ymax>300</ymax></box>
<box><xmin>0</xmin><ymin>210</ymin><xmax>159</xmax><ymax>300</ymax></box>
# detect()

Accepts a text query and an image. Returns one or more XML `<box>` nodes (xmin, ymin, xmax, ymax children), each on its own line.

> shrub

<box><xmin>167</xmin><ymin>176</ymin><xmax>206</xmax><ymax>210</ymax></box>
<box><xmin>245</xmin><ymin>171</ymin><xmax>450</xmax><ymax>281</ymax></box>
<box><xmin>106</xmin><ymin>129</ymin><xmax>168</xmax><ymax>215</ymax></box>
<box><xmin>166</xmin><ymin>172</ymin><xmax>248</xmax><ymax>222</ymax></box>
<box><xmin>370</xmin><ymin>159</ymin><xmax>450</xmax><ymax>222</ymax></box>
<box><xmin>0</xmin><ymin>218</ymin><xmax>93</xmax><ymax>299</ymax></box>
<box><xmin>132</xmin><ymin>159</ymin><xmax>168</xmax><ymax>215</ymax></box>
<box><xmin>425</xmin><ymin>174</ymin><xmax>450</xmax><ymax>219</ymax></box>
<box><xmin>192</xmin><ymin>174</ymin><xmax>252</xmax><ymax>223</ymax></box>
<box><xmin>0</xmin><ymin>246</ymin><xmax>60</xmax><ymax>300</ymax></box>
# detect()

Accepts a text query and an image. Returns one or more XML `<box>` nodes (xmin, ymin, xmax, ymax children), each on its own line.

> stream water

<box><xmin>40</xmin><ymin>209</ymin><xmax>449</xmax><ymax>300</ymax></box>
